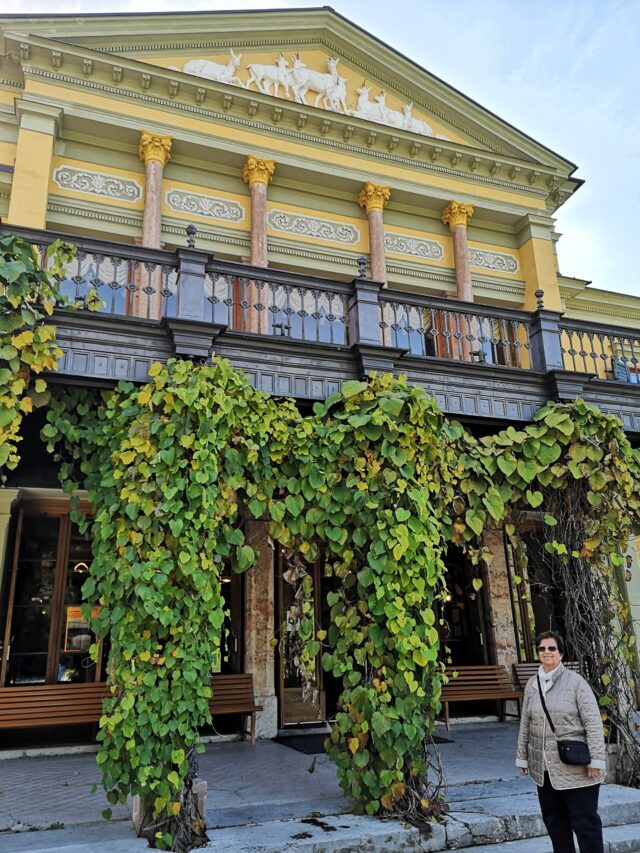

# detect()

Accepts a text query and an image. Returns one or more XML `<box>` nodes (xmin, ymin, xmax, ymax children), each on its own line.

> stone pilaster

<box><xmin>243</xmin><ymin>520</ymin><xmax>277</xmax><ymax>738</ymax></box>
<box><xmin>7</xmin><ymin>101</ymin><xmax>62</xmax><ymax>229</ymax></box>
<box><xmin>483</xmin><ymin>526</ymin><xmax>520</xmax><ymax>717</ymax></box>
<box><xmin>442</xmin><ymin>200</ymin><xmax>475</xmax><ymax>302</ymax></box>
<box><xmin>358</xmin><ymin>182</ymin><xmax>391</xmax><ymax>284</ymax></box>
<box><xmin>243</xmin><ymin>155</ymin><xmax>275</xmax><ymax>268</ymax></box>
<box><xmin>133</xmin><ymin>131</ymin><xmax>172</xmax><ymax>320</ymax></box>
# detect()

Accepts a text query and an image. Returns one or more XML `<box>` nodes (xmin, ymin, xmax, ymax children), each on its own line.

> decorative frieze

<box><xmin>267</xmin><ymin>210</ymin><xmax>359</xmax><ymax>245</ymax></box>
<box><xmin>469</xmin><ymin>248</ymin><xmax>519</xmax><ymax>273</ymax></box>
<box><xmin>165</xmin><ymin>189</ymin><xmax>245</xmax><ymax>223</ymax></box>
<box><xmin>384</xmin><ymin>232</ymin><xmax>444</xmax><ymax>260</ymax></box>
<box><xmin>52</xmin><ymin>165</ymin><xmax>142</xmax><ymax>202</ymax></box>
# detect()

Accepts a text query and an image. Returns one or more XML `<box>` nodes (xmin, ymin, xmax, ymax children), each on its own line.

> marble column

<box><xmin>242</xmin><ymin>156</ymin><xmax>275</xmax><ymax>333</ymax></box>
<box><xmin>243</xmin><ymin>520</ymin><xmax>277</xmax><ymax>738</ymax></box>
<box><xmin>358</xmin><ymin>182</ymin><xmax>391</xmax><ymax>284</ymax></box>
<box><xmin>133</xmin><ymin>131</ymin><xmax>172</xmax><ymax>320</ymax></box>
<box><xmin>243</xmin><ymin>155</ymin><xmax>275</xmax><ymax>268</ymax></box>
<box><xmin>441</xmin><ymin>200</ymin><xmax>475</xmax><ymax>303</ymax></box>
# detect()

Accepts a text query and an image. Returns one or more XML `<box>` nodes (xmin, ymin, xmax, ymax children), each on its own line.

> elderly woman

<box><xmin>516</xmin><ymin>631</ymin><xmax>607</xmax><ymax>853</ymax></box>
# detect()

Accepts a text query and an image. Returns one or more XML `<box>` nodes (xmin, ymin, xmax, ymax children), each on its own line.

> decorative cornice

<box><xmin>358</xmin><ymin>182</ymin><xmax>390</xmax><ymax>213</ymax></box>
<box><xmin>468</xmin><ymin>247</ymin><xmax>519</xmax><ymax>273</ymax></box>
<box><xmin>139</xmin><ymin>130</ymin><xmax>172</xmax><ymax>166</ymax></box>
<box><xmin>267</xmin><ymin>209</ymin><xmax>359</xmax><ymax>244</ymax></box>
<box><xmin>48</xmin><ymin>198</ymin><xmax>142</xmax><ymax>229</ymax></box>
<box><xmin>242</xmin><ymin>154</ymin><xmax>275</xmax><ymax>187</ymax></box>
<box><xmin>18</xmin><ymin>65</ymin><xmax>556</xmax><ymax>207</ymax></box>
<box><xmin>165</xmin><ymin>188</ymin><xmax>245</xmax><ymax>223</ymax></box>
<box><xmin>384</xmin><ymin>232</ymin><xmax>444</xmax><ymax>260</ymax></box>
<box><xmin>442</xmin><ymin>200</ymin><xmax>474</xmax><ymax>229</ymax></box>
<box><xmin>52</xmin><ymin>164</ymin><xmax>142</xmax><ymax>202</ymax></box>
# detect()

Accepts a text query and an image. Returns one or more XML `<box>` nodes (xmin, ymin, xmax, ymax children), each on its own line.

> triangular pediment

<box><xmin>0</xmin><ymin>7</ymin><xmax>576</xmax><ymax>173</ymax></box>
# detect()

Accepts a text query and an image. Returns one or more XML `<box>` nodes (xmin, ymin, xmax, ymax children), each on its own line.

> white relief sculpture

<box><xmin>351</xmin><ymin>87</ymin><xmax>435</xmax><ymax>137</ymax></box>
<box><xmin>290</xmin><ymin>56</ymin><xmax>348</xmax><ymax>112</ymax></box>
<box><xmin>245</xmin><ymin>53</ymin><xmax>292</xmax><ymax>98</ymax></box>
<box><xmin>469</xmin><ymin>248</ymin><xmax>519</xmax><ymax>273</ymax></box>
<box><xmin>181</xmin><ymin>50</ymin><xmax>243</xmax><ymax>87</ymax></box>
<box><xmin>53</xmin><ymin>166</ymin><xmax>142</xmax><ymax>202</ymax></box>
<box><xmin>384</xmin><ymin>232</ymin><xmax>444</xmax><ymax>260</ymax></box>
<box><xmin>166</xmin><ymin>189</ymin><xmax>245</xmax><ymax>223</ymax></box>
<box><xmin>268</xmin><ymin>210</ymin><xmax>359</xmax><ymax>244</ymax></box>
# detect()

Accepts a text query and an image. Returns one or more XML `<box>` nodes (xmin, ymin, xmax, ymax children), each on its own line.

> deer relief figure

<box><xmin>245</xmin><ymin>53</ymin><xmax>292</xmax><ymax>98</ymax></box>
<box><xmin>351</xmin><ymin>84</ymin><xmax>381</xmax><ymax>122</ymax></box>
<box><xmin>290</xmin><ymin>56</ymin><xmax>348</xmax><ymax>112</ymax></box>
<box><xmin>402</xmin><ymin>103</ymin><xmax>434</xmax><ymax>136</ymax></box>
<box><xmin>182</xmin><ymin>50</ymin><xmax>243</xmax><ymax>86</ymax></box>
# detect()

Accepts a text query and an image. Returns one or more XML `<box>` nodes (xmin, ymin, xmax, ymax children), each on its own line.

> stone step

<box><xmin>1</xmin><ymin>840</ymin><xmax>147</xmax><ymax>853</ymax></box>
<box><xmin>0</xmin><ymin>821</ymin><xmax>143</xmax><ymax>853</ymax></box>
<box><xmin>462</xmin><ymin>821</ymin><xmax>640</xmax><ymax>852</ymax></box>
<box><xmin>202</xmin><ymin>812</ymin><xmax>425</xmax><ymax>852</ymax></box>
<box><xmin>443</xmin><ymin>782</ymin><xmax>640</xmax><ymax>849</ymax></box>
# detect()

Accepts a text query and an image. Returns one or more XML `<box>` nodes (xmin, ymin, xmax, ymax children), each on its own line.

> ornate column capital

<box><xmin>442</xmin><ymin>200</ymin><xmax>474</xmax><ymax>229</ymax></box>
<box><xmin>358</xmin><ymin>182</ymin><xmax>391</xmax><ymax>214</ymax></box>
<box><xmin>139</xmin><ymin>131</ymin><xmax>172</xmax><ymax>166</ymax></box>
<box><xmin>243</xmin><ymin>155</ymin><xmax>276</xmax><ymax>188</ymax></box>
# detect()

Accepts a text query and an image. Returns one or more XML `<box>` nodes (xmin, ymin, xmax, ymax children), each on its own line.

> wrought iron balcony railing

<box><xmin>5</xmin><ymin>224</ymin><xmax>640</xmax><ymax>390</ymax></box>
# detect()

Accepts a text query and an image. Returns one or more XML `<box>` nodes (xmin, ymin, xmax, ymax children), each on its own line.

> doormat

<box><xmin>275</xmin><ymin>733</ymin><xmax>453</xmax><ymax>754</ymax></box>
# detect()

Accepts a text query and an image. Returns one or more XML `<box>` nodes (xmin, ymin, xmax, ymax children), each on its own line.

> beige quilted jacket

<box><xmin>516</xmin><ymin>663</ymin><xmax>606</xmax><ymax>789</ymax></box>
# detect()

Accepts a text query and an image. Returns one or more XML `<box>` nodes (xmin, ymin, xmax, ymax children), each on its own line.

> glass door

<box><xmin>0</xmin><ymin>503</ymin><xmax>104</xmax><ymax>686</ymax></box>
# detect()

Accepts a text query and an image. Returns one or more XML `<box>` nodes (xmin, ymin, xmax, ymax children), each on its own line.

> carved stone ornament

<box><xmin>138</xmin><ymin>131</ymin><xmax>172</xmax><ymax>167</ymax></box>
<box><xmin>176</xmin><ymin>48</ymin><xmax>446</xmax><ymax>138</ymax></box>
<box><xmin>53</xmin><ymin>165</ymin><xmax>142</xmax><ymax>202</ymax></box>
<box><xmin>468</xmin><ymin>248</ymin><xmax>519</xmax><ymax>273</ymax></box>
<box><xmin>268</xmin><ymin>210</ymin><xmax>360</xmax><ymax>244</ymax></box>
<box><xmin>441</xmin><ymin>200</ymin><xmax>474</xmax><ymax>230</ymax></box>
<box><xmin>358</xmin><ymin>182</ymin><xmax>391</xmax><ymax>214</ymax></box>
<box><xmin>242</xmin><ymin>155</ymin><xmax>276</xmax><ymax>188</ymax></box>
<box><xmin>165</xmin><ymin>189</ymin><xmax>245</xmax><ymax>223</ymax></box>
<box><xmin>384</xmin><ymin>232</ymin><xmax>444</xmax><ymax>260</ymax></box>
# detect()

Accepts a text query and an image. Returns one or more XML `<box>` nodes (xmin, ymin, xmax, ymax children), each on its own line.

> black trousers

<box><xmin>537</xmin><ymin>772</ymin><xmax>603</xmax><ymax>853</ymax></box>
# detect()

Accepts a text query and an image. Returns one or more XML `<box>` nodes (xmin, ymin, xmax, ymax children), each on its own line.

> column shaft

<box><xmin>249</xmin><ymin>182</ymin><xmax>268</xmax><ymax>268</ymax></box>
<box><xmin>451</xmin><ymin>225</ymin><xmax>473</xmax><ymax>302</ymax></box>
<box><xmin>368</xmin><ymin>207</ymin><xmax>386</xmax><ymax>283</ymax></box>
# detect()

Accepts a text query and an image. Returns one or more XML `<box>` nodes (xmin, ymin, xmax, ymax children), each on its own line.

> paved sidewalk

<box><xmin>0</xmin><ymin>722</ymin><xmax>522</xmax><ymax>834</ymax></box>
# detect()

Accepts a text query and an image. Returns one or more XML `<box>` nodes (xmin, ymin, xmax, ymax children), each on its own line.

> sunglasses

<box><xmin>537</xmin><ymin>646</ymin><xmax>558</xmax><ymax>652</ymax></box>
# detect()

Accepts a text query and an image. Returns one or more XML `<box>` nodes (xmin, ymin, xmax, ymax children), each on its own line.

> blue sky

<box><xmin>5</xmin><ymin>0</ymin><xmax>640</xmax><ymax>297</ymax></box>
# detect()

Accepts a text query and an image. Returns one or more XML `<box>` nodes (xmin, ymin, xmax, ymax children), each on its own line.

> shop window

<box><xmin>0</xmin><ymin>502</ymin><xmax>107</xmax><ymax>686</ymax></box>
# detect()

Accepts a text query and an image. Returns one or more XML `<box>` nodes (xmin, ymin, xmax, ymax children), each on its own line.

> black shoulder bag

<box><xmin>537</xmin><ymin>674</ymin><xmax>591</xmax><ymax>766</ymax></box>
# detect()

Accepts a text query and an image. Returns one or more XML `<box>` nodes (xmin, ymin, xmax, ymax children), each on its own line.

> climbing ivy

<box><xmin>267</xmin><ymin>373</ymin><xmax>454</xmax><ymax>817</ymax></box>
<box><xmin>44</xmin><ymin>359</ymin><xmax>295</xmax><ymax>850</ymax></box>
<box><xmin>0</xmin><ymin>234</ymin><xmax>82</xmax><ymax>475</ymax></box>
<box><xmin>42</xmin><ymin>359</ymin><xmax>640</xmax><ymax>849</ymax></box>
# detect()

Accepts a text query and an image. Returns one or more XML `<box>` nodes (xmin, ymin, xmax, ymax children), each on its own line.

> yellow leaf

<box><xmin>380</xmin><ymin>795</ymin><xmax>393</xmax><ymax>810</ymax></box>
<box><xmin>19</xmin><ymin>396</ymin><xmax>33</xmax><ymax>413</ymax></box>
<box><xmin>12</xmin><ymin>330</ymin><xmax>34</xmax><ymax>348</ymax></box>
<box><xmin>269</xmin><ymin>637</ymin><xmax>278</xmax><ymax>648</ymax></box>
<box><xmin>420</xmin><ymin>798</ymin><xmax>430</xmax><ymax>811</ymax></box>
<box><xmin>137</xmin><ymin>388</ymin><xmax>152</xmax><ymax>405</ymax></box>
<box><xmin>121</xmin><ymin>450</ymin><xmax>136</xmax><ymax>465</ymax></box>
<box><xmin>34</xmin><ymin>378</ymin><xmax>47</xmax><ymax>393</ymax></box>
<box><xmin>139</xmin><ymin>650</ymin><xmax>151</xmax><ymax>662</ymax></box>
<box><xmin>348</xmin><ymin>737</ymin><xmax>359</xmax><ymax>754</ymax></box>
<box><xmin>169</xmin><ymin>802</ymin><xmax>181</xmax><ymax>816</ymax></box>
<box><xmin>148</xmin><ymin>362</ymin><xmax>163</xmax><ymax>377</ymax></box>
<box><xmin>316</xmin><ymin>630</ymin><xmax>327</xmax><ymax>641</ymax></box>
<box><xmin>391</xmin><ymin>782</ymin><xmax>405</xmax><ymax>799</ymax></box>
<box><xmin>472</xmin><ymin>578</ymin><xmax>483</xmax><ymax>591</ymax></box>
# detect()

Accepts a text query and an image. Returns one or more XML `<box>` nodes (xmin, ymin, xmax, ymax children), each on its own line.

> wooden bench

<box><xmin>0</xmin><ymin>682</ymin><xmax>108</xmax><ymax>730</ymax></box>
<box><xmin>209</xmin><ymin>673</ymin><xmax>262</xmax><ymax>747</ymax></box>
<box><xmin>440</xmin><ymin>665</ymin><xmax>523</xmax><ymax>730</ymax></box>
<box><xmin>0</xmin><ymin>673</ymin><xmax>262</xmax><ymax>746</ymax></box>
<box><xmin>513</xmin><ymin>661</ymin><xmax>579</xmax><ymax>691</ymax></box>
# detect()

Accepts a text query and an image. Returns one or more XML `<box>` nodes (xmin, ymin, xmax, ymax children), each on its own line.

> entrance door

<box><xmin>441</xmin><ymin>546</ymin><xmax>490</xmax><ymax>666</ymax></box>
<box><xmin>276</xmin><ymin>551</ymin><xmax>328</xmax><ymax>726</ymax></box>
<box><xmin>0</xmin><ymin>501</ymin><xmax>105</xmax><ymax>687</ymax></box>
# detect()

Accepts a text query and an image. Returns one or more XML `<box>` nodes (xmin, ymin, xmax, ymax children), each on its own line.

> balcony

<box><xmin>5</xmin><ymin>224</ymin><xmax>640</xmax><ymax>434</ymax></box>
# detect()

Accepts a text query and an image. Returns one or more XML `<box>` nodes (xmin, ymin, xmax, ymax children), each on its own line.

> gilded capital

<box><xmin>358</xmin><ymin>182</ymin><xmax>391</xmax><ymax>214</ymax></box>
<box><xmin>441</xmin><ymin>200</ymin><xmax>474</xmax><ymax>230</ymax></box>
<box><xmin>243</xmin><ymin>155</ymin><xmax>276</xmax><ymax>188</ymax></box>
<box><xmin>139</xmin><ymin>131</ymin><xmax>172</xmax><ymax>167</ymax></box>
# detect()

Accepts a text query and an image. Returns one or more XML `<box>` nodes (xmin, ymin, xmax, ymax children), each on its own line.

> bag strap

<box><xmin>536</xmin><ymin>674</ymin><xmax>556</xmax><ymax>734</ymax></box>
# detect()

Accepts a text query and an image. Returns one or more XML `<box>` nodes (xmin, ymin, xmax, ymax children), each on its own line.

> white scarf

<box><xmin>538</xmin><ymin>663</ymin><xmax>562</xmax><ymax>694</ymax></box>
